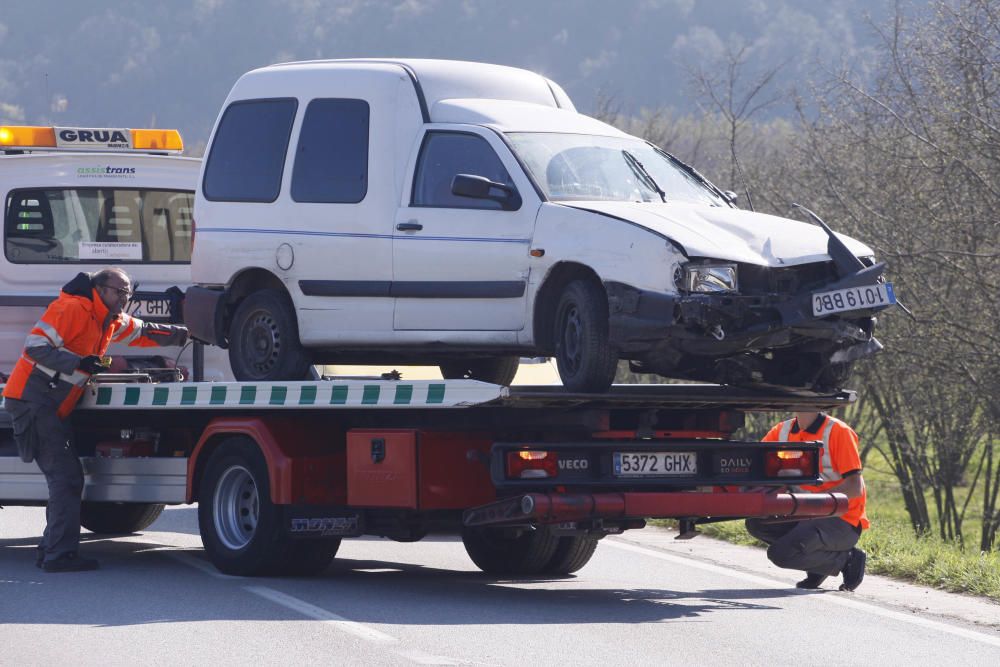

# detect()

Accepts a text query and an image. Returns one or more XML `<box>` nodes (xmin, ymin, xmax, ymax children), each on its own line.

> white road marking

<box><xmin>605</xmin><ymin>538</ymin><xmax>1000</xmax><ymax>648</ymax></box>
<box><xmin>244</xmin><ymin>585</ymin><xmax>398</xmax><ymax>643</ymax></box>
<box><xmin>163</xmin><ymin>550</ymin><xmax>240</xmax><ymax>580</ymax></box>
<box><xmin>163</xmin><ymin>547</ymin><xmax>474</xmax><ymax>664</ymax></box>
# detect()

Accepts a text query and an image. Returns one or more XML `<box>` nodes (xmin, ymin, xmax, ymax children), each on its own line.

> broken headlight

<box><xmin>683</xmin><ymin>263</ymin><xmax>738</xmax><ymax>293</ymax></box>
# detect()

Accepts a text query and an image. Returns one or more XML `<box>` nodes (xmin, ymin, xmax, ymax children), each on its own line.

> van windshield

<box><xmin>506</xmin><ymin>132</ymin><xmax>727</xmax><ymax>206</ymax></box>
<box><xmin>4</xmin><ymin>188</ymin><xmax>194</xmax><ymax>264</ymax></box>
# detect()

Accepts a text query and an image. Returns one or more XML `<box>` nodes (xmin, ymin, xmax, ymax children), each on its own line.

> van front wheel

<box><xmin>229</xmin><ymin>289</ymin><xmax>312</xmax><ymax>381</ymax></box>
<box><xmin>554</xmin><ymin>280</ymin><xmax>617</xmax><ymax>392</ymax></box>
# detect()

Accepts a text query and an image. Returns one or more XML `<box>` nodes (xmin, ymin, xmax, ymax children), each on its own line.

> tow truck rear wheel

<box><xmin>439</xmin><ymin>356</ymin><xmax>520</xmax><ymax>385</ymax></box>
<box><xmin>80</xmin><ymin>502</ymin><xmax>165</xmax><ymax>534</ymax></box>
<box><xmin>461</xmin><ymin>525</ymin><xmax>559</xmax><ymax>575</ymax></box>
<box><xmin>542</xmin><ymin>535</ymin><xmax>600</xmax><ymax>575</ymax></box>
<box><xmin>228</xmin><ymin>289</ymin><xmax>313</xmax><ymax>381</ymax></box>
<box><xmin>198</xmin><ymin>437</ymin><xmax>339</xmax><ymax>576</ymax></box>
<box><xmin>554</xmin><ymin>280</ymin><xmax>618</xmax><ymax>393</ymax></box>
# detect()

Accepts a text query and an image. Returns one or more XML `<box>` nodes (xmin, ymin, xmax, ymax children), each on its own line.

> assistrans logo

<box><xmin>77</xmin><ymin>166</ymin><xmax>137</xmax><ymax>178</ymax></box>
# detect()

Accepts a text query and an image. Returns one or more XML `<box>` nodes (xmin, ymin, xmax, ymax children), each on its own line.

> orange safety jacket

<box><xmin>3</xmin><ymin>272</ymin><xmax>187</xmax><ymax>418</ymax></box>
<box><xmin>763</xmin><ymin>413</ymin><xmax>869</xmax><ymax>530</ymax></box>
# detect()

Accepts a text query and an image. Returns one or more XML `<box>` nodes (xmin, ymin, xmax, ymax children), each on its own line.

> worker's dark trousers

<box><xmin>745</xmin><ymin>517</ymin><xmax>860</xmax><ymax>578</ymax></box>
<box><xmin>8</xmin><ymin>400</ymin><xmax>84</xmax><ymax>561</ymax></box>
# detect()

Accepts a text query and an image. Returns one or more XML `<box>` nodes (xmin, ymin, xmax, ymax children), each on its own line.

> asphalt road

<box><xmin>2</xmin><ymin>506</ymin><xmax>999</xmax><ymax>666</ymax></box>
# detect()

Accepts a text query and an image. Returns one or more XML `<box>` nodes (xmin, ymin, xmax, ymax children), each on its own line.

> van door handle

<box><xmin>396</xmin><ymin>221</ymin><xmax>423</xmax><ymax>231</ymax></box>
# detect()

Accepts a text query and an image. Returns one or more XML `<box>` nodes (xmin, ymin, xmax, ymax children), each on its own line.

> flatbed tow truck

<box><xmin>0</xmin><ymin>375</ymin><xmax>851</xmax><ymax>576</ymax></box>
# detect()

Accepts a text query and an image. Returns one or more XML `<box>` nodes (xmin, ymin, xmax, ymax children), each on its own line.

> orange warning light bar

<box><xmin>0</xmin><ymin>125</ymin><xmax>183</xmax><ymax>153</ymax></box>
<box><xmin>0</xmin><ymin>126</ymin><xmax>57</xmax><ymax>149</ymax></box>
<box><xmin>131</xmin><ymin>129</ymin><xmax>184</xmax><ymax>152</ymax></box>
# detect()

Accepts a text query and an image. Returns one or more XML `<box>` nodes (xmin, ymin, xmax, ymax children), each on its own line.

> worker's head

<box><xmin>92</xmin><ymin>268</ymin><xmax>133</xmax><ymax>316</ymax></box>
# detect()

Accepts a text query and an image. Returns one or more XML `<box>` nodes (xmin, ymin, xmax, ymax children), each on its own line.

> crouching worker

<box><xmin>2</xmin><ymin>269</ymin><xmax>188</xmax><ymax>572</ymax></box>
<box><xmin>745</xmin><ymin>411</ymin><xmax>868</xmax><ymax>592</ymax></box>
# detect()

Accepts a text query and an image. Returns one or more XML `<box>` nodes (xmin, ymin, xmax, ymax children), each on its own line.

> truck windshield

<box><xmin>4</xmin><ymin>188</ymin><xmax>194</xmax><ymax>264</ymax></box>
<box><xmin>506</xmin><ymin>133</ymin><xmax>727</xmax><ymax>206</ymax></box>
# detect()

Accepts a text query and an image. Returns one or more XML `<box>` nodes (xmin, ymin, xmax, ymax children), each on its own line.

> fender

<box><xmin>187</xmin><ymin>416</ymin><xmax>345</xmax><ymax>505</ymax></box>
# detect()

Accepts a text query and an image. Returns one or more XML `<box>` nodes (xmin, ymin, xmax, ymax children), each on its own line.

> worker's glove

<box><xmin>142</xmin><ymin>322</ymin><xmax>189</xmax><ymax>348</ymax></box>
<box><xmin>78</xmin><ymin>355</ymin><xmax>106</xmax><ymax>375</ymax></box>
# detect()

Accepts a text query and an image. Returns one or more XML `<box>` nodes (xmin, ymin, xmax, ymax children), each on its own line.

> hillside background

<box><xmin>0</xmin><ymin>0</ymin><xmax>891</xmax><ymax>150</ymax></box>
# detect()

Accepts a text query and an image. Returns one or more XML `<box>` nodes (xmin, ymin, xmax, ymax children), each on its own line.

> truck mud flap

<box><xmin>463</xmin><ymin>491</ymin><xmax>848</xmax><ymax>527</ymax></box>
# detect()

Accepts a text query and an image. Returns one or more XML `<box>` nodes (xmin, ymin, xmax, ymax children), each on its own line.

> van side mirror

<box><xmin>722</xmin><ymin>190</ymin><xmax>739</xmax><ymax>204</ymax></box>
<box><xmin>451</xmin><ymin>174</ymin><xmax>521</xmax><ymax>211</ymax></box>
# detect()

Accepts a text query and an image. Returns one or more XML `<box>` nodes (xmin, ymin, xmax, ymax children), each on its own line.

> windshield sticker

<box><xmin>77</xmin><ymin>166</ymin><xmax>137</xmax><ymax>179</ymax></box>
<box><xmin>79</xmin><ymin>242</ymin><xmax>142</xmax><ymax>260</ymax></box>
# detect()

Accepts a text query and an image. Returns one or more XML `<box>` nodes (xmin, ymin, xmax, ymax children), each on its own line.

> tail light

<box><xmin>764</xmin><ymin>449</ymin><xmax>816</xmax><ymax>478</ymax></box>
<box><xmin>506</xmin><ymin>450</ymin><xmax>558</xmax><ymax>479</ymax></box>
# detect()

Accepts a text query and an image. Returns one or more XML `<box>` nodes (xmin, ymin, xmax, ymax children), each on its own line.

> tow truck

<box><xmin>0</xmin><ymin>374</ymin><xmax>850</xmax><ymax>577</ymax></box>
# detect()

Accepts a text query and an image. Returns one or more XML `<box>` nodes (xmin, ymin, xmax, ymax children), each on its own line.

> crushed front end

<box><xmin>608</xmin><ymin>256</ymin><xmax>896</xmax><ymax>391</ymax></box>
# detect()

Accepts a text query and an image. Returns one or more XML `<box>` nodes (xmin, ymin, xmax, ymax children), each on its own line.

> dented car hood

<box><xmin>563</xmin><ymin>201</ymin><xmax>874</xmax><ymax>267</ymax></box>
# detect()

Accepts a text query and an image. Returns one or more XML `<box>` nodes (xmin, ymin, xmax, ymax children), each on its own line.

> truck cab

<box><xmin>0</xmin><ymin>125</ymin><xmax>232</xmax><ymax>381</ymax></box>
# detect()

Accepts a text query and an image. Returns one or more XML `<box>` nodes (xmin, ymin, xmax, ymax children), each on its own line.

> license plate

<box><xmin>613</xmin><ymin>451</ymin><xmax>697</xmax><ymax>477</ymax></box>
<box><xmin>812</xmin><ymin>282</ymin><xmax>896</xmax><ymax>316</ymax></box>
<box><xmin>128</xmin><ymin>298</ymin><xmax>172</xmax><ymax>319</ymax></box>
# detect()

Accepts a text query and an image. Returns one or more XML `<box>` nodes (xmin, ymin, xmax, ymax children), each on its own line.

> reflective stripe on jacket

<box><xmin>2</xmin><ymin>272</ymin><xmax>186</xmax><ymax>418</ymax></box>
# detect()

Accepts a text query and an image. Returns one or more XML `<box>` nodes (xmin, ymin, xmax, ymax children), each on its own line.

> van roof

<box><xmin>245</xmin><ymin>58</ymin><xmax>576</xmax><ymax>122</ymax></box>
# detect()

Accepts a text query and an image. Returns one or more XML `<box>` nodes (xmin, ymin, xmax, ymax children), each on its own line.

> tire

<box><xmin>197</xmin><ymin>437</ymin><xmax>339</xmax><ymax>576</ymax></box>
<box><xmin>229</xmin><ymin>289</ymin><xmax>312</xmax><ymax>381</ymax></box>
<box><xmin>542</xmin><ymin>535</ymin><xmax>599</xmax><ymax>575</ymax></box>
<box><xmin>553</xmin><ymin>280</ymin><xmax>618</xmax><ymax>392</ymax></box>
<box><xmin>462</xmin><ymin>525</ymin><xmax>559</xmax><ymax>575</ymax></box>
<box><xmin>80</xmin><ymin>502</ymin><xmax>165</xmax><ymax>534</ymax></box>
<box><xmin>439</xmin><ymin>356</ymin><xmax>520</xmax><ymax>385</ymax></box>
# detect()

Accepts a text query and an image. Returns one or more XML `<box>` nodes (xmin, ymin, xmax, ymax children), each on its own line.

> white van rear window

<box><xmin>4</xmin><ymin>188</ymin><xmax>195</xmax><ymax>264</ymax></box>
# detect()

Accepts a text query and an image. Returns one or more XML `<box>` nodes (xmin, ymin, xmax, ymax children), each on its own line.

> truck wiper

<box><xmin>622</xmin><ymin>150</ymin><xmax>666</xmax><ymax>203</ymax></box>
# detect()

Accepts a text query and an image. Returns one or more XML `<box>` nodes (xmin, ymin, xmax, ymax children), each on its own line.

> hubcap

<box><xmin>213</xmin><ymin>465</ymin><xmax>259</xmax><ymax>551</ymax></box>
<box><xmin>561</xmin><ymin>304</ymin><xmax>583</xmax><ymax>374</ymax></box>
<box><xmin>240</xmin><ymin>308</ymin><xmax>281</xmax><ymax>376</ymax></box>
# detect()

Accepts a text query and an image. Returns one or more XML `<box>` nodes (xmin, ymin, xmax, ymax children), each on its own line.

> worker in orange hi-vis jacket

<box><xmin>2</xmin><ymin>268</ymin><xmax>188</xmax><ymax>572</ymax></box>
<box><xmin>745</xmin><ymin>411</ymin><xmax>869</xmax><ymax>592</ymax></box>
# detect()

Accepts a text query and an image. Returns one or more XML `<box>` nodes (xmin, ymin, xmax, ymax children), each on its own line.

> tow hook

<box><xmin>708</xmin><ymin>325</ymin><xmax>725</xmax><ymax>341</ymax></box>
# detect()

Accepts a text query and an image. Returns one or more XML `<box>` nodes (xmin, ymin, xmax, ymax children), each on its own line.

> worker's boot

<box><xmin>795</xmin><ymin>572</ymin><xmax>828</xmax><ymax>589</ymax></box>
<box><xmin>839</xmin><ymin>547</ymin><xmax>866</xmax><ymax>591</ymax></box>
<box><xmin>42</xmin><ymin>552</ymin><xmax>99</xmax><ymax>573</ymax></box>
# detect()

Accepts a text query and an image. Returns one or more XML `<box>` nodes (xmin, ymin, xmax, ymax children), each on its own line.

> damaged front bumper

<box><xmin>607</xmin><ymin>262</ymin><xmax>894</xmax><ymax>388</ymax></box>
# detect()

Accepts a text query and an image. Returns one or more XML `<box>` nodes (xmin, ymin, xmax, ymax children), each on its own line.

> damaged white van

<box><xmin>187</xmin><ymin>59</ymin><xmax>896</xmax><ymax>392</ymax></box>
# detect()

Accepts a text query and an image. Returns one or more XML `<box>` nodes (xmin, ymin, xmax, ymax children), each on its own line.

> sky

<box><xmin>0</xmin><ymin>0</ymin><xmax>897</xmax><ymax>149</ymax></box>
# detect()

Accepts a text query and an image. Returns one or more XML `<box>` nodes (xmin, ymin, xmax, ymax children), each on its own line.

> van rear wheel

<box><xmin>229</xmin><ymin>289</ymin><xmax>312</xmax><ymax>381</ymax></box>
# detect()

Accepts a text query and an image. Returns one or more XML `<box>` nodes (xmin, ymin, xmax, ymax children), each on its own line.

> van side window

<box><xmin>203</xmin><ymin>98</ymin><xmax>297</xmax><ymax>202</ymax></box>
<box><xmin>412</xmin><ymin>132</ymin><xmax>514</xmax><ymax>209</ymax></box>
<box><xmin>291</xmin><ymin>99</ymin><xmax>369</xmax><ymax>203</ymax></box>
<box><xmin>4</xmin><ymin>188</ymin><xmax>194</xmax><ymax>264</ymax></box>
